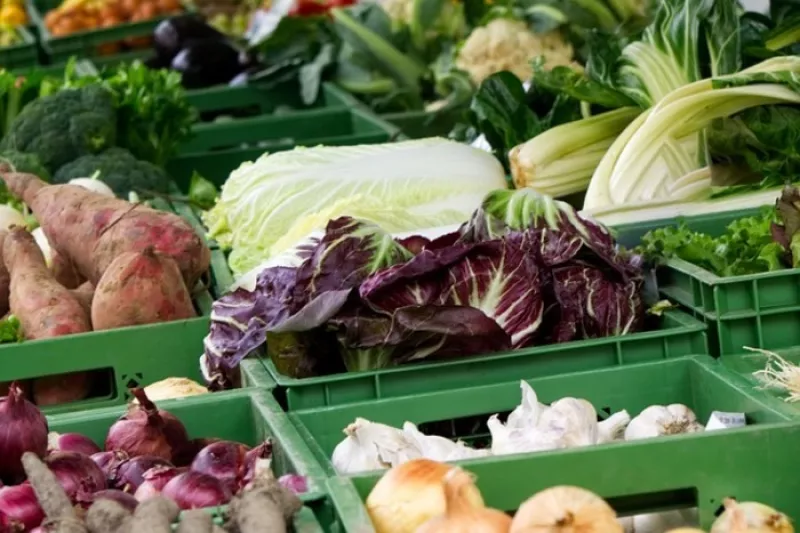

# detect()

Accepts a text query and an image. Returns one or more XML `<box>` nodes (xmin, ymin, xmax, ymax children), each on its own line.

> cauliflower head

<box><xmin>456</xmin><ymin>18</ymin><xmax>582</xmax><ymax>86</ymax></box>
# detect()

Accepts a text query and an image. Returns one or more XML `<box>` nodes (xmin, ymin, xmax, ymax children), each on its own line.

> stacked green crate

<box><xmin>290</xmin><ymin>356</ymin><xmax>800</xmax><ymax>531</ymax></box>
<box><xmin>613</xmin><ymin>209</ymin><xmax>800</xmax><ymax>356</ymax></box>
<box><xmin>263</xmin><ymin>309</ymin><xmax>707</xmax><ymax>411</ymax></box>
<box><xmin>27</xmin><ymin>0</ymin><xmax>170</xmax><ymax>64</ymax></box>
<box><xmin>169</xmin><ymin>84</ymin><xmax>401</xmax><ymax>190</ymax></box>
<box><xmin>0</xmin><ymin>25</ymin><xmax>38</xmax><ymax>69</ymax></box>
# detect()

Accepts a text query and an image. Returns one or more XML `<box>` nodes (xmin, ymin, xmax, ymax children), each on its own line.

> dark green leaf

<box><xmin>532</xmin><ymin>61</ymin><xmax>638</xmax><ymax>109</ymax></box>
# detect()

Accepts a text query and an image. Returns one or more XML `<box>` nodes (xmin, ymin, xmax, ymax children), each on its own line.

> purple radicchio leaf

<box><xmin>360</xmin><ymin>232</ymin><xmax>545</xmax><ymax>349</ymax></box>
<box><xmin>550</xmin><ymin>265</ymin><xmax>644</xmax><ymax>342</ymax></box>
<box><xmin>292</xmin><ymin>217</ymin><xmax>414</xmax><ymax>307</ymax></box>
<box><xmin>328</xmin><ymin>304</ymin><xmax>511</xmax><ymax>372</ymax></box>
<box><xmin>201</xmin><ymin>266</ymin><xmax>297</xmax><ymax>389</ymax></box>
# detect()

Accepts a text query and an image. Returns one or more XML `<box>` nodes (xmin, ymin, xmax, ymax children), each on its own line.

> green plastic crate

<box><xmin>29</xmin><ymin>0</ymin><xmax>171</xmax><ymax>63</ymax></box>
<box><xmin>240</xmin><ymin>358</ymin><xmax>276</xmax><ymax>390</ymax></box>
<box><xmin>299</xmin><ymin>356</ymin><xmax>800</xmax><ymax>531</ymax></box>
<box><xmin>167</xmin><ymin>107</ymin><xmax>402</xmax><ymax>190</ymax></box>
<box><xmin>719</xmin><ymin>346</ymin><xmax>800</xmax><ymax>409</ymax></box>
<box><xmin>613</xmin><ymin>209</ymin><xmax>800</xmax><ymax>356</ymax></box>
<box><xmin>0</xmin><ymin>198</ymin><xmax>223</xmax><ymax>414</ymax></box>
<box><xmin>187</xmin><ymin>82</ymin><xmax>356</xmax><ymax>123</ymax></box>
<box><xmin>47</xmin><ymin>390</ymin><xmax>334</xmax><ymax>528</ymax></box>
<box><xmin>265</xmin><ymin>310</ymin><xmax>707</xmax><ymax>411</ymax></box>
<box><xmin>380</xmin><ymin>109</ymin><xmax>457</xmax><ymax>139</ymax></box>
<box><xmin>0</xmin><ymin>25</ymin><xmax>39</xmax><ymax>70</ymax></box>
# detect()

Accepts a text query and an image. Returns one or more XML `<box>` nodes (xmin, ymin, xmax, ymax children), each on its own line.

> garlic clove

<box><xmin>537</xmin><ymin>397</ymin><xmax>599</xmax><ymax>447</ymax></box>
<box><xmin>506</xmin><ymin>381</ymin><xmax>545</xmax><ymax>430</ymax></box>
<box><xmin>488</xmin><ymin>414</ymin><xmax>563</xmax><ymax>456</ymax></box>
<box><xmin>625</xmin><ymin>405</ymin><xmax>703</xmax><ymax>441</ymax></box>
<box><xmin>332</xmin><ymin>418</ymin><xmax>421</xmax><ymax>473</ymax></box>
<box><xmin>403</xmin><ymin>422</ymin><xmax>462</xmax><ymax>462</ymax></box>
<box><xmin>332</xmin><ymin>422</ymin><xmax>385</xmax><ymax>474</ymax></box>
<box><xmin>597</xmin><ymin>410</ymin><xmax>631</xmax><ymax>444</ymax></box>
<box><xmin>666</xmin><ymin>404</ymin><xmax>699</xmax><ymax>423</ymax></box>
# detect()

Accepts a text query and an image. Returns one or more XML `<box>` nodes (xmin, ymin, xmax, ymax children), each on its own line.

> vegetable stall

<box><xmin>0</xmin><ymin>0</ymin><xmax>798</xmax><ymax>531</ymax></box>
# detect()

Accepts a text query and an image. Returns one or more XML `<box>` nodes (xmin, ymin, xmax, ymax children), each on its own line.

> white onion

<box><xmin>31</xmin><ymin>227</ymin><xmax>53</xmax><ymax>268</ymax></box>
<box><xmin>68</xmin><ymin>178</ymin><xmax>115</xmax><ymax>197</ymax></box>
<box><xmin>0</xmin><ymin>205</ymin><xmax>26</xmax><ymax>232</ymax></box>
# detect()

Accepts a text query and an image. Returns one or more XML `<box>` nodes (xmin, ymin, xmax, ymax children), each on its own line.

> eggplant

<box><xmin>170</xmin><ymin>40</ymin><xmax>245</xmax><ymax>89</ymax></box>
<box><xmin>153</xmin><ymin>14</ymin><xmax>227</xmax><ymax>63</ymax></box>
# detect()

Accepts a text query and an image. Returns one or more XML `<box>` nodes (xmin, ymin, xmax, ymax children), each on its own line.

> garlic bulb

<box><xmin>403</xmin><ymin>422</ymin><xmax>488</xmax><ymax>462</ymax></box>
<box><xmin>416</xmin><ymin>467</ymin><xmax>511</xmax><ymax>533</ymax></box>
<box><xmin>332</xmin><ymin>418</ymin><xmax>421</xmax><ymax>474</ymax></box>
<box><xmin>506</xmin><ymin>381</ymin><xmax>547</xmax><ymax>430</ymax></box>
<box><xmin>367</xmin><ymin>459</ymin><xmax>484</xmax><ymax>533</ymax></box>
<box><xmin>488</xmin><ymin>414</ymin><xmax>563</xmax><ymax>456</ymax></box>
<box><xmin>711</xmin><ymin>498</ymin><xmax>793</xmax><ymax>533</ymax></box>
<box><xmin>624</xmin><ymin>404</ymin><xmax>704</xmax><ymax>441</ymax></box>
<box><xmin>510</xmin><ymin>485</ymin><xmax>624</xmax><ymax>533</ymax></box>
<box><xmin>536</xmin><ymin>397</ymin><xmax>599</xmax><ymax>447</ymax></box>
<box><xmin>597</xmin><ymin>410</ymin><xmax>631</xmax><ymax>444</ymax></box>
<box><xmin>444</xmin><ymin>441</ymin><xmax>492</xmax><ymax>461</ymax></box>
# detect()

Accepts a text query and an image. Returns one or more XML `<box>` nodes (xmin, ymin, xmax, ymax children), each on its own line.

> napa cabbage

<box><xmin>203</xmin><ymin>138</ymin><xmax>507</xmax><ymax>276</ymax></box>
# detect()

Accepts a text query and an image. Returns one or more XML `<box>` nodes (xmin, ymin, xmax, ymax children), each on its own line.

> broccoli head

<box><xmin>0</xmin><ymin>150</ymin><xmax>51</xmax><ymax>181</ymax></box>
<box><xmin>0</xmin><ymin>85</ymin><xmax>117</xmax><ymax>173</ymax></box>
<box><xmin>53</xmin><ymin>147</ymin><xmax>171</xmax><ymax>197</ymax></box>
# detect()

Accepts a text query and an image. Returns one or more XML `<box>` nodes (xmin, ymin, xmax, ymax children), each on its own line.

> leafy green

<box><xmin>63</xmin><ymin>61</ymin><xmax>196</xmax><ymax>167</ymax></box>
<box><xmin>638</xmin><ymin>207</ymin><xmax>785</xmax><ymax>276</ymax></box>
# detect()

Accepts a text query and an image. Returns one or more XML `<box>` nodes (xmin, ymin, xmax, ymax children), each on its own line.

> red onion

<box><xmin>111</xmin><ymin>456</ymin><xmax>172</xmax><ymax>493</ymax></box>
<box><xmin>242</xmin><ymin>440</ymin><xmax>273</xmax><ymax>487</ymax></box>
<box><xmin>90</xmin><ymin>450</ymin><xmax>129</xmax><ymax>484</ymax></box>
<box><xmin>0</xmin><ymin>383</ymin><xmax>48</xmax><ymax>483</ymax></box>
<box><xmin>190</xmin><ymin>441</ymin><xmax>249</xmax><ymax>493</ymax></box>
<box><xmin>76</xmin><ymin>489</ymin><xmax>138</xmax><ymax>512</ymax></box>
<box><xmin>278</xmin><ymin>474</ymin><xmax>308</xmax><ymax>495</ymax></box>
<box><xmin>104</xmin><ymin>388</ymin><xmax>190</xmax><ymax>463</ymax></box>
<box><xmin>133</xmin><ymin>466</ymin><xmax>184</xmax><ymax>501</ymax></box>
<box><xmin>47</xmin><ymin>432</ymin><xmax>101</xmax><ymax>456</ymax></box>
<box><xmin>161</xmin><ymin>471</ymin><xmax>232</xmax><ymax>510</ymax></box>
<box><xmin>45</xmin><ymin>452</ymin><xmax>107</xmax><ymax>501</ymax></box>
<box><xmin>0</xmin><ymin>484</ymin><xmax>45</xmax><ymax>531</ymax></box>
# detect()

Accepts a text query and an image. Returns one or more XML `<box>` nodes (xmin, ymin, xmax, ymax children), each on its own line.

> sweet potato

<box><xmin>70</xmin><ymin>281</ymin><xmax>95</xmax><ymax>317</ymax></box>
<box><xmin>33</xmin><ymin>371</ymin><xmax>92</xmax><ymax>406</ymax></box>
<box><xmin>0</xmin><ymin>170</ymin><xmax>210</xmax><ymax>289</ymax></box>
<box><xmin>52</xmin><ymin>248</ymin><xmax>85</xmax><ymax>289</ymax></box>
<box><xmin>92</xmin><ymin>247</ymin><xmax>196</xmax><ymax>330</ymax></box>
<box><xmin>3</xmin><ymin>227</ymin><xmax>92</xmax><ymax>339</ymax></box>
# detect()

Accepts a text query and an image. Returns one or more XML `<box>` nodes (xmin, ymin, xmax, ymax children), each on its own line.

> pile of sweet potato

<box><xmin>0</xmin><ymin>167</ymin><xmax>211</xmax><ymax>404</ymax></box>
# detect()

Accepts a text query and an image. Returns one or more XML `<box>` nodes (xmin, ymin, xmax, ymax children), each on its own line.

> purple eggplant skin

<box><xmin>170</xmin><ymin>40</ymin><xmax>245</xmax><ymax>89</ymax></box>
<box><xmin>153</xmin><ymin>14</ymin><xmax>227</xmax><ymax>63</ymax></box>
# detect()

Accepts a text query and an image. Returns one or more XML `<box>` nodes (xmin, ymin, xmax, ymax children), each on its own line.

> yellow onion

<box><xmin>417</xmin><ymin>466</ymin><xmax>511</xmax><ymax>532</ymax></box>
<box><xmin>366</xmin><ymin>459</ymin><xmax>484</xmax><ymax>533</ymax></box>
<box><xmin>131</xmin><ymin>378</ymin><xmax>208</xmax><ymax>404</ymax></box>
<box><xmin>510</xmin><ymin>485</ymin><xmax>623</xmax><ymax>533</ymax></box>
<box><xmin>711</xmin><ymin>499</ymin><xmax>793</xmax><ymax>533</ymax></box>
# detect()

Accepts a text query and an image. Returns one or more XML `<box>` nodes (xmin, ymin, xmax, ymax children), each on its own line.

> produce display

<box><xmin>0</xmin><ymin>385</ymin><xmax>306</xmax><ymax>531</ymax></box>
<box><xmin>464</xmin><ymin>0</ymin><xmax>800</xmax><ymax>225</ymax></box>
<box><xmin>331</xmin><ymin>381</ymin><xmax>715</xmax><ymax>474</ymax></box>
<box><xmin>364</xmin><ymin>461</ymin><xmax>791</xmax><ymax>533</ymax></box>
<box><xmin>202</xmin><ymin>187</ymin><xmax>648</xmax><ymax>386</ymax></box>
<box><xmin>43</xmin><ymin>0</ymin><xmax>183</xmax><ymax>40</ymax></box>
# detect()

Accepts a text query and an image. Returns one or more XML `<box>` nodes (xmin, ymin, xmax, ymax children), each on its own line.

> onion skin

<box><xmin>190</xmin><ymin>440</ymin><xmax>249</xmax><ymax>494</ymax></box>
<box><xmin>90</xmin><ymin>450</ymin><xmax>129</xmax><ymax>485</ymax></box>
<box><xmin>367</xmin><ymin>459</ymin><xmax>484</xmax><ymax>533</ymax></box>
<box><xmin>278</xmin><ymin>474</ymin><xmax>308</xmax><ymax>495</ymax></box>
<box><xmin>45</xmin><ymin>452</ymin><xmax>107</xmax><ymax>501</ymax></box>
<box><xmin>77</xmin><ymin>489</ymin><xmax>139</xmax><ymax>512</ymax></box>
<box><xmin>0</xmin><ymin>483</ymin><xmax>45</xmax><ymax>531</ymax></box>
<box><xmin>133</xmin><ymin>466</ymin><xmax>184</xmax><ymax>502</ymax></box>
<box><xmin>510</xmin><ymin>485</ymin><xmax>623</xmax><ymax>533</ymax></box>
<box><xmin>104</xmin><ymin>388</ymin><xmax>190</xmax><ymax>463</ymax></box>
<box><xmin>0</xmin><ymin>382</ymin><xmax>48</xmax><ymax>483</ymax></box>
<box><xmin>242</xmin><ymin>440</ymin><xmax>273</xmax><ymax>487</ymax></box>
<box><xmin>111</xmin><ymin>455</ymin><xmax>173</xmax><ymax>493</ymax></box>
<box><xmin>48</xmin><ymin>432</ymin><xmax>101</xmax><ymax>456</ymax></box>
<box><xmin>161</xmin><ymin>471</ymin><xmax>232</xmax><ymax>510</ymax></box>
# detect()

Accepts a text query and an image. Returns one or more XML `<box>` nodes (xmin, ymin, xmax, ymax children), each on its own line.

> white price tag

<box><xmin>705</xmin><ymin>411</ymin><xmax>746</xmax><ymax>431</ymax></box>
